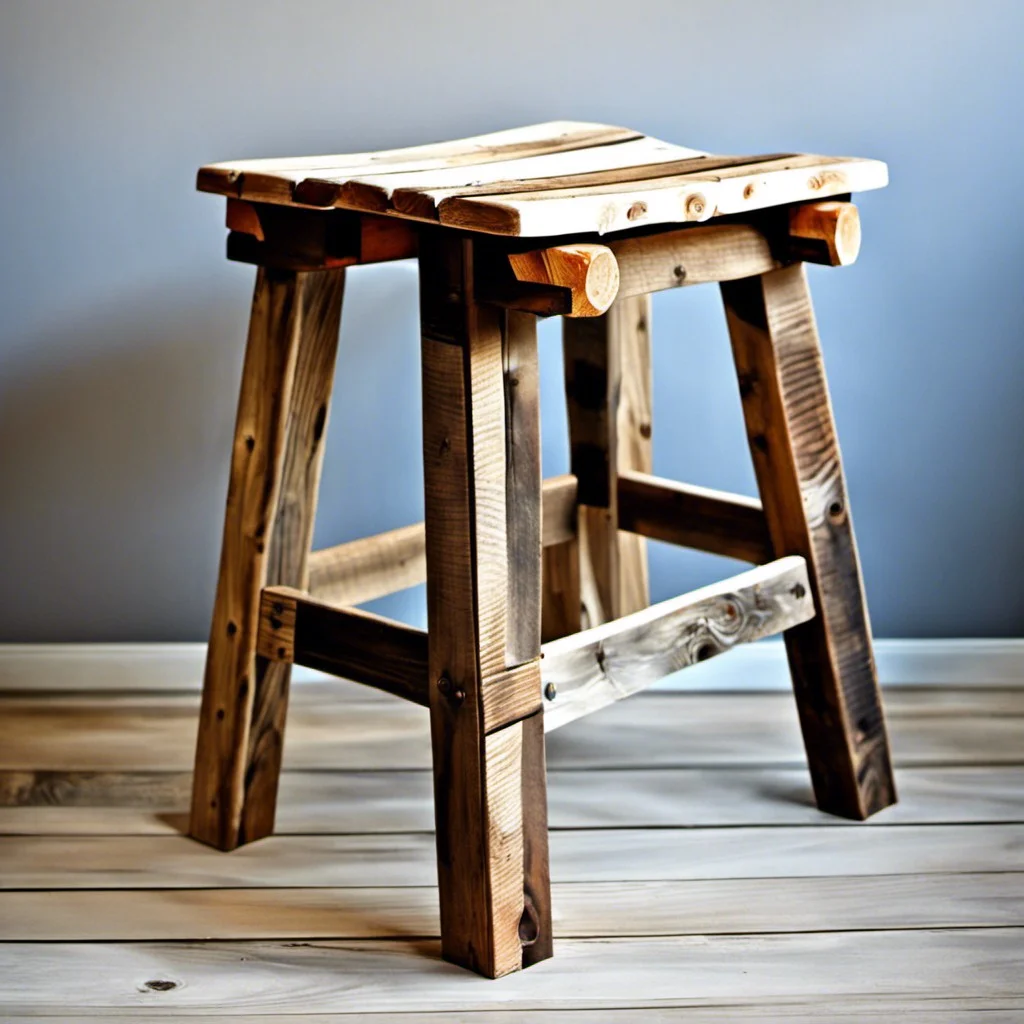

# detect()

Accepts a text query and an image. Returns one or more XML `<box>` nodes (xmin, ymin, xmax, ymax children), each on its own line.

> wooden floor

<box><xmin>0</xmin><ymin>662</ymin><xmax>1022</xmax><ymax>1020</ymax></box>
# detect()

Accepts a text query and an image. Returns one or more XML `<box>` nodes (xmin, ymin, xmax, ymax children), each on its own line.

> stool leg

<box><xmin>721</xmin><ymin>264</ymin><xmax>896</xmax><ymax>819</ymax></box>
<box><xmin>420</xmin><ymin>233</ymin><xmax>552</xmax><ymax>977</ymax></box>
<box><xmin>556</xmin><ymin>295</ymin><xmax>652</xmax><ymax>632</ymax></box>
<box><xmin>190</xmin><ymin>266</ymin><xmax>345</xmax><ymax>850</ymax></box>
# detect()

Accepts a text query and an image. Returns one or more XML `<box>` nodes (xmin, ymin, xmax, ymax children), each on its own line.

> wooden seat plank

<box><xmin>198</xmin><ymin>122</ymin><xmax>889</xmax><ymax>237</ymax></box>
<box><xmin>198</xmin><ymin>121</ymin><xmax>641</xmax><ymax>203</ymax></box>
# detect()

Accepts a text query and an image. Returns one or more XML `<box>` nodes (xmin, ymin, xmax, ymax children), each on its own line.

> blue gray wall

<box><xmin>2</xmin><ymin>0</ymin><xmax>1022</xmax><ymax>641</ymax></box>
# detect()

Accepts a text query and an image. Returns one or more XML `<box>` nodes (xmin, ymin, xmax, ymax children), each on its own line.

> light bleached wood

<box><xmin>542</xmin><ymin>557</ymin><xmax>815</xmax><ymax>731</ymax></box>
<box><xmin>189</xmin><ymin>267</ymin><xmax>344</xmax><ymax>852</ymax></box>
<box><xmin>321</xmin><ymin>135</ymin><xmax>704</xmax><ymax>213</ymax></box>
<box><xmin>5</xmin><ymin>688</ymin><xmax>1024</xmax><ymax>773</ymax></box>
<box><xmin>1</xmin><ymin>930</ymin><xmax>1019</xmax><ymax>1014</ymax></box>
<box><xmin>723</xmin><ymin>264</ymin><xmax>896</xmax><ymax>819</ymax></box>
<box><xmin>617</xmin><ymin>470</ymin><xmax>772</xmax><ymax>564</ymax></box>
<box><xmin>3</xmin><ymin>764</ymin><xmax>1022</xmax><ymax>836</ymax></box>
<box><xmin>5</xmin><ymin>1004</ymin><xmax>1020</xmax><ymax>1024</ymax></box>
<box><xmin>200</xmin><ymin>122</ymin><xmax>889</xmax><ymax>237</ymax></box>
<box><xmin>256</xmin><ymin>586</ymin><xmax>429</xmax><ymax>705</ymax></box>
<box><xmin>610</xmin><ymin>222</ymin><xmax>782</xmax><ymax>296</ymax></box>
<box><xmin>788</xmin><ymin>201</ymin><xmax>861</xmax><ymax>266</ymax></box>
<box><xmin>508</xmin><ymin>244</ymin><xmax>619</xmax><ymax>317</ymax></box>
<box><xmin>6</xmin><ymin>824</ymin><xmax>1021</xmax><ymax>889</ymax></box>
<box><xmin>198</xmin><ymin>121</ymin><xmax>641</xmax><ymax>203</ymax></box>
<box><xmin>306</xmin><ymin>474</ymin><xmax>577</xmax><ymax>607</ymax></box>
<box><xmin>5</xmin><ymin>872</ymin><xmax>1019</xmax><ymax>941</ymax></box>
<box><xmin>438</xmin><ymin>156</ymin><xmax>888</xmax><ymax>236</ymax></box>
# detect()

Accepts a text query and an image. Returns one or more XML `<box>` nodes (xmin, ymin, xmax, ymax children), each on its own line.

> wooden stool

<box><xmin>190</xmin><ymin>121</ymin><xmax>897</xmax><ymax>978</ymax></box>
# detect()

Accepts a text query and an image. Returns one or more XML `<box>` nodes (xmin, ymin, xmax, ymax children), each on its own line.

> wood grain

<box><xmin>722</xmin><ymin>264</ymin><xmax>896</xmax><ymax>819</ymax></box>
<box><xmin>542</xmin><ymin>557</ymin><xmax>815</xmax><ymax>731</ymax></box>
<box><xmin>189</xmin><ymin>267</ymin><xmax>344</xmax><ymax>851</ymax></box>
<box><xmin>256</xmin><ymin>586</ymin><xmax>429</xmax><ymax>705</ymax></box>
<box><xmin>0</xmin><ymin>931</ymin><xmax>1018</xmax><ymax>1014</ymax></box>
<box><xmin>561</xmin><ymin>295</ymin><xmax>652</xmax><ymax>629</ymax></box>
<box><xmin>617</xmin><ymin>469</ymin><xmax>772</xmax><ymax>563</ymax></box>
<box><xmin>306</xmin><ymin>474</ymin><xmax>576</xmax><ymax>608</ymax></box>
<box><xmin>5</xmin><ymin>872</ymin><xmax>1019</xmax><ymax>941</ymax></box>
<box><xmin>419</xmin><ymin>231</ymin><xmax>542</xmax><ymax>977</ymax></box>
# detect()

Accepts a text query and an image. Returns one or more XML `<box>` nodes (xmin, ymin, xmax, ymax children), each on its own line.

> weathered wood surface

<box><xmin>256</xmin><ymin>586</ymin><xmax>429</xmax><ymax>705</ymax></box>
<box><xmin>542</xmin><ymin>558</ymin><xmax>815</xmax><ymax>731</ymax></box>
<box><xmin>199</xmin><ymin>121</ymin><xmax>888</xmax><ymax>237</ymax></box>
<box><xmin>307</xmin><ymin>474</ymin><xmax>576</xmax><ymax>607</ymax></box>
<box><xmin>3</xmin><ymin>764</ymin><xmax>1021</xmax><ymax>836</ymax></box>
<box><xmin>1</xmin><ymin>931</ymin><xmax>1019</xmax><ymax>1014</ymax></box>
<box><xmin>6</xmin><ymin>872</ymin><xmax>1020</xmax><ymax>941</ymax></box>
<box><xmin>419</xmin><ymin>232</ymin><xmax>547</xmax><ymax>976</ymax></box>
<box><xmin>5</xmin><ymin>688</ymin><xmax>1023</xmax><ymax>773</ymax></box>
<box><xmin>722</xmin><ymin>264</ymin><xmax>896</xmax><ymax>820</ymax></box>
<box><xmin>617</xmin><ymin>469</ymin><xmax>773</xmax><ymax>564</ymax></box>
<box><xmin>7</xmin><ymin>823</ymin><xmax>1021</xmax><ymax>888</ymax></box>
<box><xmin>189</xmin><ymin>267</ymin><xmax>344</xmax><ymax>852</ymax></box>
<box><xmin>560</xmin><ymin>295</ymin><xmax>653</xmax><ymax>630</ymax></box>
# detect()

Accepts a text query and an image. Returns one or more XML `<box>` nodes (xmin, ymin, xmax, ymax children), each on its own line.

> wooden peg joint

<box><xmin>507</xmin><ymin>243</ymin><xmax>619</xmax><ymax>317</ymax></box>
<box><xmin>787</xmin><ymin>201</ymin><xmax>861</xmax><ymax>266</ymax></box>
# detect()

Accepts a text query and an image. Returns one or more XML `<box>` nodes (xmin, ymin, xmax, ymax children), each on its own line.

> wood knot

<box><xmin>627</xmin><ymin>201</ymin><xmax>648</xmax><ymax>221</ymax></box>
<box><xmin>791</xmin><ymin>583</ymin><xmax>806</xmax><ymax>599</ymax></box>
<box><xmin>743</xmin><ymin>182</ymin><xmax>756</xmax><ymax>199</ymax></box>
<box><xmin>639</xmin><ymin>422</ymin><xmax>652</xmax><ymax>440</ymax></box>
<box><xmin>684</xmin><ymin>193</ymin><xmax>707</xmax><ymax>219</ymax></box>
<box><xmin>519</xmin><ymin>899</ymin><xmax>541</xmax><ymax>946</ymax></box>
<box><xmin>673</xmin><ymin>264</ymin><xmax>687</xmax><ymax>284</ymax></box>
<box><xmin>143</xmin><ymin>979</ymin><xmax>178</xmax><ymax>992</ymax></box>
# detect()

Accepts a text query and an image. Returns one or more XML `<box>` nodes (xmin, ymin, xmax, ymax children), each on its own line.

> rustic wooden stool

<box><xmin>190</xmin><ymin>121</ymin><xmax>897</xmax><ymax>978</ymax></box>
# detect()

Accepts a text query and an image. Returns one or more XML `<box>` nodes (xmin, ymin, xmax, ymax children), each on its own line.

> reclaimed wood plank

<box><xmin>542</xmin><ymin>558</ymin><xmax>815</xmax><ymax>731</ymax></box>
<box><xmin>0</xmin><ymin>930</ymin><xmax>1018</xmax><ymax>1014</ymax></box>
<box><xmin>420</xmin><ymin>232</ymin><xmax>532</xmax><ymax>977</ymax></box>
<box><xmin>4</xmin><ymin>873</ymin><xmax>1019</xmax><ymax>941</ymax></box>
<box><xmin>3</xmin><ymin>689</ymin><xmax>1023</xmax><ymax>772</ymax></box>
<box><xmin>256</xmin><ymin>587</ymin><xmax>429</xmax><ymax>705</ymax></box>
<box><xmin>616</xmin><ymin>470</ymin><xmax>772</xmax><ymax>563</ymax></box>
<box><xmin>189</xmin><ymin>267</ymin><xmax>344</xmax><ymax>851</ymax></box>
<box><xmin>2</xmin><ymin>766</ymin><xmax>1021</xmax><ymax>834</ymax></box>
<box><xmin>722</xmin><ymin>264</ymin><xmax>896</xmax><ymax>819</ymax></box>
<box><xmin>306</xmin><ymin>474</ymin><xmax>576</xmax><ymax>607</ymax></box>
<box><xmin>5</xmin><ymin>824</ymin><xmax>1021</xmax><ymax>889</ymax></box>
<box><xmin>198</xmin><ymin>122</ymin><xmax>641</xmax><ymax>203</ymax></box>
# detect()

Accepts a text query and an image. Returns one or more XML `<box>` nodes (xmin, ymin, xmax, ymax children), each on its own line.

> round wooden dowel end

<box><xmin>788</xmin><ymin>201</ymin><xmax>862</xmax><ymax>267</ymax></box>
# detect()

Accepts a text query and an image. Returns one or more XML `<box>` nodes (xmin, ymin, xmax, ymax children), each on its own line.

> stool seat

<box><xmin>198</xmin><ymin>120</ymin><xmax>888</xmax><ymax>237</ymax></box>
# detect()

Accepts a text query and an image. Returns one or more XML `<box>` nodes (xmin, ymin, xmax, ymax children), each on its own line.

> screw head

<box><xmin>544</xmin><ymin>682</ymin><xmax>557</xmax><ymax>702</ymax></box>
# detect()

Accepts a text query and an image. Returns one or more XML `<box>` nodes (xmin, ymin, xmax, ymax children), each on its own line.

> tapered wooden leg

<box><xmin>190</xmin><ymin>266</ymin><xmax>345</xmax><ymax>850</ymax></box>
<box><xmin>721</xmin><ymin>263</ymin><xmax>896</xmax><ymax>820</ymax></box>
<box><xmin>558</xmin><ymin>294</ymin><xmax>652</xmax><ymax>630</ymax></box>
<box><xmin>420</xmin><ymin>233</ymin><xmax>551</xmax><ymax>977</ymax></box>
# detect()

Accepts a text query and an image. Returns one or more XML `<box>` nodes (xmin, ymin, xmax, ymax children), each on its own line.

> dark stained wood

<box><xmin>720</xmin><ymin>264</ymin><xmax>896</xmax><ymax>820</ymax></box>
<box><xmin>541</xmin><ymin>540</ymin><xmax>582</xmax><ymax>642</ymax></box>
<box><xmin>419</xmin><ymin>230</ymin><xmax>549</xmax><ymax>977</ymax></box>
<box><xmin>256</xmin><ymin>587</ymin><xmax>429</xmax><ymax>706</ymax></box>
<box><xmin>561</xmin><ymin>295</ymin><xmax>651</xmax><ymax>628</ymax></box>
<box><xmin>503</xmin><ymin>311</ymin><xmax>542</xmax><ymax>667</ymax></box>
<box><xmin>617</xmin><ymin>470</ymin><xmax>773</xmax><ymax>564</ymax></box>
<box><xmin>189</xmin><ymin>267</ymin><xmax>344</xmax><ymax>852</ymax></box>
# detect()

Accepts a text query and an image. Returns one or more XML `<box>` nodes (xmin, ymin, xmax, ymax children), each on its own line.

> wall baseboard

<box><xmin>0</xmin><ymin>639</ymin><xmax>1021</xmax><ymax>692</ymax></box>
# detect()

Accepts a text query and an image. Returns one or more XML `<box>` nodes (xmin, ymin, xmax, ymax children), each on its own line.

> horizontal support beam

<box><xmin>616</xmin><ymin>470</ymin><xmax>773</xmax><ymax>564</ymax></box>
<box><xmin>540</xmin><ymin>556</ymin><xmax>814</xmax><ymax>732</ymax></box>
<box><xmin>258</xmin><ymin>586</ymin><xmax>429</xmax><ymax>706</ymax></box>
<box><xmin>308</xmin><ymin>474</ymin><xmax>577</xmax><ymax>606</ymax></box>
<box><xmin>608</xmin><ymin>201</ymin><xmax>860</xmax><ymax>298</ymax></box>
<box><xmin>225</xmin><ymin>201</ymin><xmax>418</xmax><ymax>271</ymax></box>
